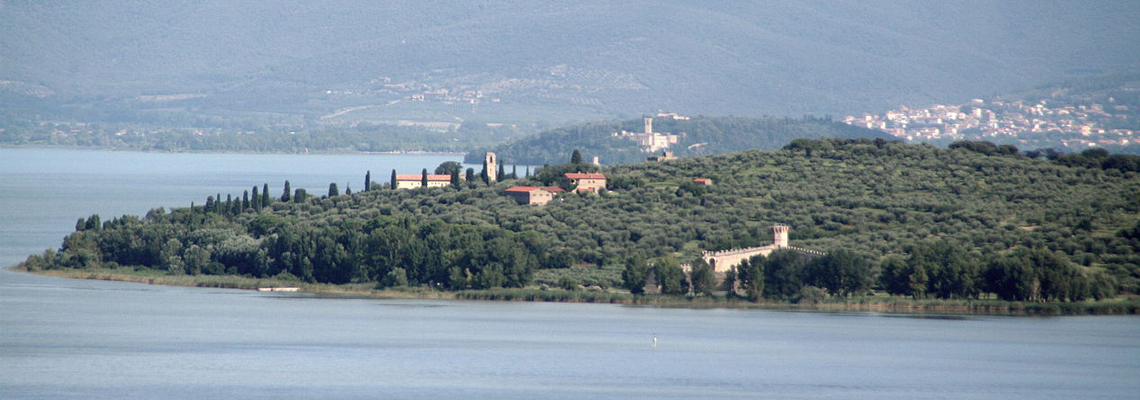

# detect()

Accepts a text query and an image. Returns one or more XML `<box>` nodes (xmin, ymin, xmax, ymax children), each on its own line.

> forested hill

<box><xmin>464</xmin><ymin>115</ymin><xmax>893</xmax><ymax>165</ymax></box>
<box><xmin>22</xmin><ymin>139</ymin><xmax>1140</xmax><ymax>304</ymax></box>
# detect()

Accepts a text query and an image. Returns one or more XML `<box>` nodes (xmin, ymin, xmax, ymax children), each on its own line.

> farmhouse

<box><xmin>564</xmin><ymin>173</ymin><xmax>606</xmax><ymax>193</ymax></box>
<box><xmin>395</xmin><ymin>174</ymin><xmax>451</xmax><ymax>189</ymax></box>
<box><xmin>505</xmin><ymin>186</ymin><xmax>564</xmax><ymax>205</ymax></box>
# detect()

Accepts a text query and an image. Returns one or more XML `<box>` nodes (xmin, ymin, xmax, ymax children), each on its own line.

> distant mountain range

<box><xmin>3</xmin><ymin>1</ymin><xmax>1139</xmax><ymax>127</ymax></box>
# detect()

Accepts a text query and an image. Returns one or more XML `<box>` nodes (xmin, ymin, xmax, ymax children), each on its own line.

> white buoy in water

<box><xmin>652</xmin><ymin>335</ymin><xmax>658</xmax><ymax>349</ymax></box>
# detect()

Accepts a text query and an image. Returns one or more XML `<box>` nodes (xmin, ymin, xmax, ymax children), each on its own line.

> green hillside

<box><xmin>464</xmin><ymin>115</ymin><xmax>894</xmax><ymax>165</ymax></box>
<box><xmin>4</xmin><ymin>1</ymin><xmax>1139</xmax><ymax>126</ymax></box>
<box><xmin>21</xmin><ymin>139</ymin><xmax>1140</xmax><ymax>305</ymax></box>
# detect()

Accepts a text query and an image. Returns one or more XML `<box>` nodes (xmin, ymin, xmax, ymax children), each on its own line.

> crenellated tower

<box><xmin>772</xmin><ymin>225</ymin><xmax>789</xmax><ymax>247</ymax></box>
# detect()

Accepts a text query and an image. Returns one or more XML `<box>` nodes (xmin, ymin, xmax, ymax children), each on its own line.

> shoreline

<box><xmin>0</xmin><ymin>144</ymin><xmax>466</xmax><ymax>156</ymax></box>
<box><xmin>15</xmin><ymin>266</ymin><xmax>1139</xmax><ymax>316</ymax></box>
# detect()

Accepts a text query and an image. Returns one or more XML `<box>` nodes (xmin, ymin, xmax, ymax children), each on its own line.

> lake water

<box><xmin>2</xmin><ymin>148</ymin><xmax>1139</xmax><ymax>399</ymax></box>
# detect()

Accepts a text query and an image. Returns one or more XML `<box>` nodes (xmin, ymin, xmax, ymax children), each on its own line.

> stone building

<box><xmin>395</xmin><ymin>174</ymin><xmax>451</xmax><ymax>189</ymax></box>
<box><xmin>564</xmin><ymin>173</ymin><xmax>606</xmax><ymax>194</ymax></box>
<box><xmin>484</xmin><ymin>152</ymin><xmax>498</xmax><ymax>183</ymax></box>
<box><xmin>693</xmin><ymin>225</ymin><xmax>823</xmax><ymax>273</ymax></box>
<box><xmin>614</xmin><ymin>117</ymin><xmax>683</xmax><ymax>153</ymax></box>
<box><xmin>505</xmin><ymin>186</ymin><xmax>564</xmax><ymax>205</ymax></box>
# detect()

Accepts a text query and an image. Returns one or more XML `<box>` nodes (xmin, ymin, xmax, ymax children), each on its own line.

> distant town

<box><xmin>844</xmin><ymin>96</ymin><xmax>1137</xmax><ymax>150</ymax></box>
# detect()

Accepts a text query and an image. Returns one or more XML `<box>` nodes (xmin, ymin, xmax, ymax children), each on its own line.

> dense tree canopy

<box><xmin>23</xmin><ymin>139</ymin><xmax>1140</xmax><ymax>303</ymax></box>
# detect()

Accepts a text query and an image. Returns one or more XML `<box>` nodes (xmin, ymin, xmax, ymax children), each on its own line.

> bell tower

<box><xmin>643</xmin><ymin>117</ymin><xmax>653</xmax><ymax>134</ymax></box>
<box><xmin>485</xmin><ymin>152</ymin><xmax>498</xmax><ymax>182</ymax></box>
<box><xmin>772</xmin><ymin>225</ymin><xmax>789</xmax><ymax>247</ymax></box>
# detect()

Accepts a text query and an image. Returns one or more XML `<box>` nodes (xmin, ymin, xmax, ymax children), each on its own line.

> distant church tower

<box><xmin>485</xmin><ymin>152</ymin><xmax>498</xmax><ymax>182</ymax></box>
<box><xmin>643</xmin><ymin>117</ymin><xmax>653</xmax><ymax>134</ymax></box>
<box><xmin>772</xmin><ymin>225</ymin><xmax>789</xmax><ymax>247</ymax></box>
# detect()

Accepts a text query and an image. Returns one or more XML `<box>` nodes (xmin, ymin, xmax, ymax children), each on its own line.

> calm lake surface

<box><xmin>2</xmin><ymin>148</ymin><xmax>1139</xmax><ymax>399</ymax></box>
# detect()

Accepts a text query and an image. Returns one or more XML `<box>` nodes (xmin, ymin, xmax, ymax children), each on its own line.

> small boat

<box><xmin>257</xmin><ymin>287</ymin><xmax>300</xmax><ymax>292</ymax></box>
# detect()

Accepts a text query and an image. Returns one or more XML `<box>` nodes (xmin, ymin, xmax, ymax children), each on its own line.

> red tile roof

<box><xmin>506</xmin><ymin>186</ymin><xmax>566</xmax><ymax>193</ymax></box>
<box><xmin>564</xmin><ymin>173</ymin><xmax>606</xmax><ymax>179</ymax></box>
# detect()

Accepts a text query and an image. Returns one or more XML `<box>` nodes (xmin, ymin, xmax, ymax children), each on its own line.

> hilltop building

<box><xmin>613</xmin><ymin>117</ymin><xmax>684</xmax><ymax>153</ymax></box>
<box><xmin>693</xmin><ymin>178</ymin><xmax>712</xmax><ymax>186</ymax></box>
<box><xmin>647</xmin><ymin>150</ymin><xmax>677</xmax><ymax>162</ymax></box>
<box><xmin>656</xmin><ymin>111</ymin><xmax>691</xmax><ymax>120</ymax></box>
<box><xmin>505</xmin><ymin>186</ymin><xmax>564</xmax><ymax>205</ymax></box>
<box><xmin>395</xmin><ymin>174</ymin><xmax>451</xmax><ymax>189</ymax></box>
<box><xmin>564</xmin><ymin>173</ymin><xmax>606</xmax><ymax>194</ymax></box>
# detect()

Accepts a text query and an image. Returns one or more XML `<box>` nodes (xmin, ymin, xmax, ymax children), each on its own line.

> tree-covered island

<box><xmin>18</xmin><ymin>139</ymin><xmax>1140</xmax><ymax>314</ymax></box>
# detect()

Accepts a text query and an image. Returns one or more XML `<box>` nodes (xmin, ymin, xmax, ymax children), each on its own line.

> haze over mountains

<box><xmin>3</xmin><ymin>0</ymin><xmax>1139</xmax><ymax>126</ymax></box>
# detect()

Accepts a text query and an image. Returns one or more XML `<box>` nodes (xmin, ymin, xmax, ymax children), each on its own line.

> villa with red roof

<box><xmin>505</xmin><ymin>186</ymin><xmax>565</xmax><ymax>205</ymax></box>
<box><xmin>564</xmin><ymin>172</ymin><xmax>606</xmax><ymax>193</ymax></box>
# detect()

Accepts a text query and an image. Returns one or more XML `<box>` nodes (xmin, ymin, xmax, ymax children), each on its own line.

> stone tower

<box><xmin>485</xmin><ymin>152</ymin><xmax>498</xmax><ymax>182</ymax></box>
<box><xmin>772</xmin><ymin>225</ymin><xmax>789</xmax><ymax>247</ymax></box>
<box><xmin>643</xmin><ymin>117</ymin><xmax>653</xmax><ymax>134</ymax></box>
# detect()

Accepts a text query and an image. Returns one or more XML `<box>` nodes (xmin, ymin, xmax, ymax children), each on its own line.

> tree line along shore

<box><xmin>16</xmin><ymin>138</ymin><xmax>1140</xmax><ymax>314</ymax></box>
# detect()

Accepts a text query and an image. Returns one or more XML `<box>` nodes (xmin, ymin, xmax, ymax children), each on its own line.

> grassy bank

<box><xmin>16</xmin><ymin>266</ymin><xmax>1140</xmax><ymax>315</ymax></box>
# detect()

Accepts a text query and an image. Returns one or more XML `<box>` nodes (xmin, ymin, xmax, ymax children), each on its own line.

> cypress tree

<box><xmin>345</xmin><ymin>184</ymin><xmax>352</xmax><ymax>195</ymax></box>
<box><xmin>262</xmin><ymin>183</ymin><xmax>270</xmax><ymax>206</ymax></box>
<box><xmin>481</xmin><ymin>158</ymin><xmax>489</xmax><ymax>184</ymax></box>
<box><xmin>511</xmin><ymin>165</ymin><xmax>517</xmax><ymax>179</ymax></box>
<box><xmin>242</xmin><ymin>190</ymin><xmax>249</xmax><ymax>211</ymax></box>
<box><xmin>390</xmin><ymin>169</ymin><xmax>397</xmax><ymax>190</ymax></box>
<box><xmin>215</xmin><ymin>193</ymin><xmax>222</xmax><ymax>213</ymax></box>
<box><xmin>466</xmin><ymin>168</ymin><xmax>475</xmax><ymax>183</ymax></box>
<box><xmin>251</xmin><ymin>186</ymin><xmax>260</xmax><ymax>209</ymax></box>
<box><xmin>365</xmin><ymin>170</ymin><xmax>371</xmax><ymax>191</ymax></box>
<box><xmin>571</xmin><ymin>149</ymin><xmax>582</xmax><ymax>164</ymax></box>
<box><xmin>294</xmin><ymin>188</ymin><xmax>306</xmax><ymax>203</ymax></box>
<box><xmin>225</xmin><ymin>194</ymin><xmax>233</xmax><ymax>214</ymax></box>
<box><xmin>451</xmin><ymin>168</ymin><xmax>460</xmax><ymax>187</ymax></box>
<box><xmin>328</xmin><ymin>182</ymin><xmax>339</xmax><ymax>197</ymax></box>
<box><xmin>76</xmin><ymin>218</ymin><xmax>85</xmax><ymax>231</ymax></box>
<box><xmin>281</xmin><ymin>181</ymin><xmax>291</xmax><ymax>202</ymax></box>
<box><xmin>497</xmin><ymin>163</ymin><xmax>505</xmax><ymax>182</ymax></box>
<box><xmin>421</xmin><ymin>168</ymin><xmax>428</xmax><ymax>187</ymax></box>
